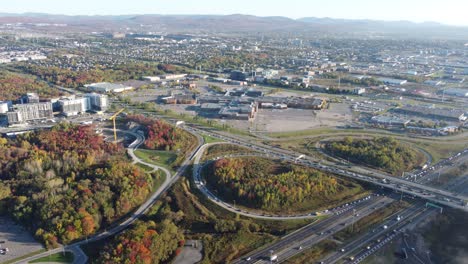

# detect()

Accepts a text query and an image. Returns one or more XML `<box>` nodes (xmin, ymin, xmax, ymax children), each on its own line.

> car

<box><xmin>246</xmin><ymin>257</ymin><xmax>252</xmax><ymax>261</ymax></box>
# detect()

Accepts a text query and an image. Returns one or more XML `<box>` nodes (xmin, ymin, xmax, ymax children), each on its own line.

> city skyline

<box><xmin>2</xmin><ymin>0</ymin><xmax>468</xmax><ymax>26</ymax></box>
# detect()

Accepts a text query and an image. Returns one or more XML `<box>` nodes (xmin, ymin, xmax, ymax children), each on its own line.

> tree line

<box><xmin>207</xmin><ymin>157</ymin><xmax>346</xmax><ymax>211</ymax></box>
<box><xmin>324</xmin><ymin>137</ymin><xmax>425</xmax><ymax>175</ymax></box>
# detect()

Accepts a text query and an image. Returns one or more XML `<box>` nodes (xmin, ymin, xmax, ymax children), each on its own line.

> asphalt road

<box><xmin>183</xmin><ymin>125</ymin><xmax>468</xmax><ymax>211</ymax></box>
<box><xmin>232</xmin><ymin>195</ymin><xmax>396</xmax><ymax>264</ymax></box>
<box><xmin>13</xmin><ymin>128</ymin><xmax>204</xmax><ymax>264</ymax></box>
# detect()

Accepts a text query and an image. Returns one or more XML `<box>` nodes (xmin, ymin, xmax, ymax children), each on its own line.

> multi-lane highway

<box><xmin>232</xmin><ymin>195</ymin><xmax>397</xmax><ymax>263</ymax></box>
<box><xmin>183</xmin><ymin>125</ymin><xmax>468</xmax><ymax>211</ymax></box>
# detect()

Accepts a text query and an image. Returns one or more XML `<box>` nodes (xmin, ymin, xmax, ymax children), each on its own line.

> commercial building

<box><xmin>85</xmin><ymin>82</ymin><xmax>134</xmax><ymax>93</ymax></box>
<box><xmin>163</xmin><ymin>94</ymin><xmax>197</xmax><ymax>105</ymax></box>
<box><xmin>85</xmin><ymin>93</ymin><xmax>108</xmax><ymax>111</ymax></box>
<box><xmin>219</xmin><ymin>102</ymin><xmax>258</xmax><ymax>120</ymax></box>
<box><xmin>7</xmin><ymin>102</ymin><xmax>53</xmax><ymax>125</ymax></box>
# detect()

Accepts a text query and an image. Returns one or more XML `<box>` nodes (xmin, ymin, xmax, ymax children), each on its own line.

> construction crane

<box><xmin>109</xmin><ymin>108</ymin><xmax>125</xmax><ymax>143</ymax></box>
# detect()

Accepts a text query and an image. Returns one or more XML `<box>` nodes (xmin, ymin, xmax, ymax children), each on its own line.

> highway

<box><xmin>232</xmin><ymin>194</ymin><xmax>397</xmax><ymax>264</ymax></box>
<box><xmin>318</xmin><ymin>201</ymin><xmax>430</xmax><ymax>264</ymax></box>
<box><xmin>12</xmin><ymin>127</ymin><xmax>204</xmax><ymax>264</ymax></box>
<box><xmin>182</xmin><ymin>125</ymin><xmax>468</xmax><ymax>211</ymax></box>
<box><xmin>192</xmin><ymin>143</ymin><xmax>393</xmax><ymax>220</ymax></box>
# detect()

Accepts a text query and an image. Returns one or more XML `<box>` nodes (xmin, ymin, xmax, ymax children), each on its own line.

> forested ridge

<box><xmin>0</xmin><ymin>70</ymin><xmax>63</xmax><ymax>101</ymax></box>
<box><xmin>0</xmin><ymin>124</ymin><xmax>156</xmax><ymax>248</ymax></box>
<box><xmin>207</xmin><ymin>157</ymin><xmax>364</xmax><ymax>212</ymax></box>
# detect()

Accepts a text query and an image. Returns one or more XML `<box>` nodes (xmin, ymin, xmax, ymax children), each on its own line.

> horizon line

<box><xmin>1</xmin><ymin>12</ymin><xmax>467</xmax><ymax>27</ymax></box>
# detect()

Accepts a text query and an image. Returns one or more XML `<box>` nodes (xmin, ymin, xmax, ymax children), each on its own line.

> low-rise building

<box><xmin>370</xmin><ymin>115</ymin><xmax>410</xmax><ymax>127</ymax></box>
<box><xmin>85</xmin><ymin>82</ymin><xmax>134</xmax><ymax>93</ymax></box>
<box><xmin>443</xmin><ymin>88</ymin><xmax>468</xmax><ymax>97</ymax></box>
<box><xmin>142</xmin><ymin>76</ymin><xmax>161</xmax><ymax>82</ymax></box>
<box><xmin>378</xmin><ymin>78</ymin><xmax>408</xmax><ymax>86</ymax></box>
<box><xmin>163</xmin><ymin>94</ymin><xmax>197</xmax><ymax>105</ymax></box>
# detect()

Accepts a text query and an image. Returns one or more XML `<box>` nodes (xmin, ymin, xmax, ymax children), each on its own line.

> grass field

<box><xmin>134</xmin><ymin>149</ymin><xmax>177</xmax><ymax>172</ymax></box>
<box><xmin>202</xmin><ymin>134</ymin><xmax>223</xmax><ymax>144</ymax></box>
<box><xmin>30</xmin><ymin>252</ymin><xmax>74</xmax><ymax>263</ymax></box>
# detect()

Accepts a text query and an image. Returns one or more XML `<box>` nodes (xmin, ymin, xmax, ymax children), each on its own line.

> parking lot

<box><xmin>0</xmin><ymin>217</ymin><xmax>44</xmax><ymax>263</ymax></box>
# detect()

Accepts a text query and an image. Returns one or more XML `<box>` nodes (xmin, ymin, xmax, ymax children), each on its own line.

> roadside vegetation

<box><xmin>30</xmin><ymin>252</ymin><xmax>74</xmax><ymax>263</ymax></box>
<box><xmin>324</xmin><ymin>137</ymin><xmax>425</xmax><ymax>175</ymax></box>
<box><xmin>284</xmin><ymin>240</ymin><xmax>338</xmax><ymax>264</ymax></box>
<box><xmin>205</xmin><ymin>157</ymin><xmax>367</xmax><ymax>214</ymax></box>
<box><xmin>85</xmin><ymin>178</ymin><xmax>313</xmax><ymax>263</ymax></box>
<box><xmin>126</xmin><ymin>114</ymin><xmax>198</xmax><ymax>167</ymax></box>
<box><xmin>202</xmin><ymin>143</ymin><xmax>253</xmax><ymax>161</ymax></box>
<box><xmin>333</xmin><ymin>200</ymin><xmax>410</xmax><ymax>242</ymax></box>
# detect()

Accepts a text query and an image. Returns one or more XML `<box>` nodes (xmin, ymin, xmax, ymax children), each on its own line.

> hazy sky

<box><xmin>2</xmin><ymin>0</ymin><xmax>468</xmax><ymax>26</ymax></box>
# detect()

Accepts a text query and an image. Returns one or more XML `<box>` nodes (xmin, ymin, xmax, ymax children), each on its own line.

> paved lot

<box><xmin>173</xmin><ymin>240</ymin><xmax>203</xmax><ymax>264</ymax></box>
<box><xmin>0</xmin><ymin>217</ymin><xmax>44</xmax><ymax>263</ymax></box>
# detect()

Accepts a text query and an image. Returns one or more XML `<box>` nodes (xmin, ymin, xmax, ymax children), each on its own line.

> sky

<box><xmin>2</xmin><ymin>0</ymin><xmax>468</xmax><ymax>26</ymax></box>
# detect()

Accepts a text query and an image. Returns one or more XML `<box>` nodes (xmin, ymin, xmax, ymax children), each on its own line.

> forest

<box><xmin>96</xmin><ymin>220</ymin><xmax>184</xmax><ymax>264</ymax></box>
<box><xmin>206</xmin><ymin>157</ymin><xmax>365</xmax><ymax>212</ymax></box>
<box><xmin>0</xmin><ymin>124</ymin><xmax>156</xmax><ymax>248</ymax></box>
<box><xmin>324</xmin><ymin>137</ymin><xmax>425</xmax><ymax>175</ymax></box>
<box><xmin>0</xmin><ymin>70</ymin><xmax>63</xmax><ymax>101</ymax></box>
<box><xmin>15</xmin><ymin>62</ymin><xmax>182</xmax><ymax>89</ymax></box>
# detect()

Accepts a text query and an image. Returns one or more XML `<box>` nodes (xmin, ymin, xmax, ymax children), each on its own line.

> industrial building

<box><xmin>161</xmin><ymin>74</ymin><xmax>187</xmax><ymax>80</ymax></box>
<box><xmin>230</xmin><ymin>71</ymin><xmax>248</xmax><ymax>81</ymax></box>
<box><xmin>142</xmin><ymin>76</ymin><xmax>161</xmax><ymax>82</ymax></box>
<box><xmin>162</xmin><ymin>94</ymin><xmax>197</xmax><ymax>105</ymax></box>
<box><xmin>85</xmin><ymin>82</ymin><xmax>134</xmax><ymax>93</ymax></box>
<box><xmin>394</xmin><ymin>106</ymin><xmax>467</xmax><ymax>122</ymax></box>
<box><xmin>7</xmin><ymin>102</ymin><xmax>53</xmax><ymax>125</ymax></box>
<box><xmin>443</xmin><ymin>88</ymin><xmax>468</xmax><ymax>98</ymax></box>
<box><xmin>378</xmin><ymin>78</ymin><xmax>408</xmax><ymax>86</ymax></box>
<box><xmin>370</xmin><ymin>115</ymin><xmax>410</xmax><ymax>128</ymax></box>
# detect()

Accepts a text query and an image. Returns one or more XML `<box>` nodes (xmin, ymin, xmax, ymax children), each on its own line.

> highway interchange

<box><xmin>1</xmin><ymin>104</ymin><xmax>467</xmax><ymax>264</ymax></box>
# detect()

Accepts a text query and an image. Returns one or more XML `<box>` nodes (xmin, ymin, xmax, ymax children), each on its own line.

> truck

<box><xmin>270</xmin><ymin>254</ymin><xmax>278</xmax><ymax>262</ymax></box>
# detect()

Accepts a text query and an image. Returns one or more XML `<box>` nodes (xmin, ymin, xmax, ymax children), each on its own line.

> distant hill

<box><xmin>1</xmin><ymin>13</ymin><xmax>467</xmax><ymax>39</ymax></box>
